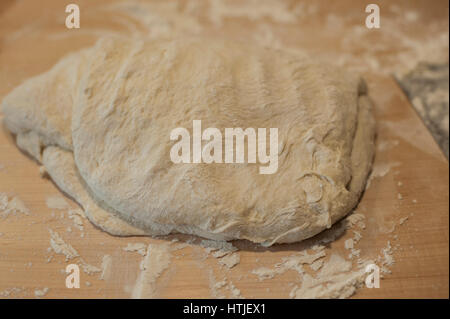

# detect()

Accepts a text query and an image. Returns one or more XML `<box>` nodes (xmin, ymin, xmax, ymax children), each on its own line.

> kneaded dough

<box><xmin>1</xmin><ymin>37</ymin><xmax>375</xmax><ymax>246</ymax></box>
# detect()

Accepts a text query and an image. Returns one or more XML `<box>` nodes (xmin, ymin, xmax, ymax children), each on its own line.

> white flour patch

<box><xmin>366</xmin><ymin>162</ymin><xmax>402</xmax><ymax>189</ymax></box>
<box><xmin>131</xmin><ymin>243</ymin><xmax>172</xmax><ymax>298</ymax></box>
<box><xmin>200</xmin><ymin>239</ymin><xmax>237</xmax><ymax>254</ymax></box>
<box><xmin>252</xmin><ymin>249</ymin><xmax>326</xmax><ymax>281</ymax></box>
<box><xmin>218</xmin><ymin>252</ymin><xmax>240</xmax><ymax>269</ymax></box>
<box><xmin>34</xmin><ymin>287</ymin><xmax>49</xmax><ymax>297</ymax></box>
<box><xmin>48</xmin><ymin>229</ymin><xmax>100</xmax><ymax>275</ymax></box>
<box><xmin>0</xmin><ymin>287</ymin><xmax>24</xmax><ymax>297</ymax></box>
<box><xmin>123</xmin><ymin>242</ymin><xmax>148</xmax><ymax>256</ymax></box>
<box><xmin>289</xmin><ymin>253</ymin><xmax>369</xmax><ymax>299</ymax></box>
<box><xmin>208</xmin><ymin>270</ymin><xmax>226</xmax><ymax>299</ymax></box>
<box><xmin>100</xmin><ymin>255</ymin><xmax>112</xmax><ymax>280</ymax></box>
<box><xmin>377</xmin><ymin>139</ymin><xmax>400</xmax><ymax>152</ymax></box>
<box><xmin>0</xmin><ymin>192</ymin><xmax>8</xmax><ymax>210</ymax></box>
<box><xmin>68</xmin><ymin>209</ymin><xmax>85</xmax><ymax>231</ymax></box>
<box><xmin>1</xmin><ymin>195</ymin><xmax>30</xmax><ymax>218</ymax></box>
<box><xmin>46</xmin><ymin>195</ymin><xmax>70</xmax><ymax>210</ymax></box>
<box><xmin>48</xmin><ymin>229</ymin><xmax>79</xmax><ymax>261</ymax></box>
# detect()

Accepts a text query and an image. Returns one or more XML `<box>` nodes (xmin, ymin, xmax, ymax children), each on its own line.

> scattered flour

<box><xmin>0</xmin><ymin>195</ymin><xmax>30</xmax><ymax>218</ymax></box>
<box><xmin>123</xmin><ymin>242</ymin><xmax>148</xmax><ymax>256</ymax></box>
<box><xmin>366</xmin><ymin>162</ymin><xmax>402</xmax><ymax>189</ymax></box>
<box><xmin>0</xmin><ymin>192</ymin><xmax>8</xmax><ymax>210</ymax></box>
<box><xmin>218</xmin><ymin>252</ymin><xmax>240</xmax><ymax>269</ymax></box>
<box><xmin>46</xmin><ymin>195</ymin><xmax>70</xmax><ymax>210</ymax></box>
<box><xmin>0</xmin><ymin>287</ymin><xmax>24</xmax><ymax>297</ymax></box>
<box><xmin>80</xmin><ymin>261</ymin><xmax>101</xmax><ymax>275</ymax></box>
<box><xmin>68</xmin><ymin>209</ymin><xmax>86</xmax><ymax>231</ymax></box>
<box><xmin>344</xmin><ymin>239</ymin><xmax>354</xmax><ymax>250</ymax></box>
<box><xmin>289</xmin><ymin>254</ymin><xmax>370</xmax><ymax>299</ymax></box>
<box><xmin>209</xmin><ymin>0</ymin><xmax>297</xmax><ymax>26</ymax></box>
<box><xmin>346</xmin><ymin>213</ymin><xmax>366</xmax><ymax>229</ymax></box>
<box><xmin>399</xmin><ymin>216</ymin><xmax>409</xmax><ymax>225</ymax></box>
<box><xmin>200</xmin><ymin>239</ymin><xmax>237</xmax><ymax>254</ymax></box>
<box><xmin>353</xmin><ymin>231</ymin><xmax>362</xmax><ymax>243</ymax></box>
<box><xmin>100</xmin><ymin>255</ymin><xmax>112</xmax><ymax>280</ymax></box>
<box><xmin>226</xmin><ymin>280</ymin><xmax>243</xmax><ymax>299</ymax></box>
<box><xmin>310</xmin><ymin>259</ymin><xmax>324</xmax><ymax>272</ymax></box>
<box><xmin>249</xmin><ymin>205</ymin><xmax>402</xmax><ymax>298</ymax></box>
<box><xmin>49</xmin><ymin>229</ymin><xmax>79</xmax><ymax>261</ymax></box>
<box><xmin>208</xmin><ymin>270</ymin><xmax>226</xmax><ymax>298</ymax></box>
<box><xmin>378</xmin><ymin>241</ymin><xmax>395</xmax><ymax>274</ymax></box>
<box><xmin>200</xmin><ymin>239</ymin><xmax>241</xmax><ymax>268</ymax></box>
<box><xmin>252</xmin><ymin>249</ymin><xmax>326</xmax><ymax>281</ymax></box>
<box><xmin>48</xmin><ymin>229</ymin><xmax>100</xmax><ymax>275</ymax></box>
<box><xmin>377</xmin><ymin>139</ymin><xmax>400</xmax><ymax>152</ymax></box>
<box><xmin>131</xmin><ymin>243</ymin><xmax>172</xmax><ymax>298</ymax></box>
<box><xmin>34</xmin><ymin>287</ymin><xmax>49</xmax><ymax>297</ymax></box>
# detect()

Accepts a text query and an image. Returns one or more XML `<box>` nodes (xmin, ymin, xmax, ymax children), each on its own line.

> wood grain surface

<box><xmin>0</xmin><ymin>0</ymin><xmax>448</xmax><ymax>298</ymax></box>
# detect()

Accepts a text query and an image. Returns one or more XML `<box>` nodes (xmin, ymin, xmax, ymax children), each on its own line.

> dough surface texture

<box><xmin>1</xmin><ymin>38</ymin><xmax>375</xmax><ymax>245</ymax></box>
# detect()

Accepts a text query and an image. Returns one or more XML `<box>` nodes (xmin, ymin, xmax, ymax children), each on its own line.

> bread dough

<box><xmin>1</xmin><ymin>37</ymin><xmax>375</xmax><ymax>245</ymax></box>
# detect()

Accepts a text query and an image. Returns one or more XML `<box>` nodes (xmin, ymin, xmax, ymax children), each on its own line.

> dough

<box><xmin>1</xmin><ymin>37</ymin><xmax>375</xmax><ymax>246</ymax></box>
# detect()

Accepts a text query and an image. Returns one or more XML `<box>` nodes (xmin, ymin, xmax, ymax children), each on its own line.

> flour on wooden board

<box><xmin>34</xmin><ymin>287</ymin><xmax>49</xmax><ymax>297</ymax></box>
<box><xmin>226</xmin><ymin>281</ymin><xmax>243</xmax><ymax>299</ymax></box>
<box><xmin>68</xmin><ymin>209</ymin><xmax>85</xmax><ymax>231</ymax></box>
<box><xmin>0</xmin><ymin>287</ymin><xmax>24</xmax><ymax>297</ymax></box>
<box><xmin>377</xmin><ymin>139</ymin><xmax>400</xmax><ymax>152</ymax></box>
<box><xmin>123</xmin><ymin>242</ymin><xmax>148</xmax><ymax>256</ymax></box>
<box><xmin>310</xmin><ymin>259</ymin><xmax>324</xmax><ymax>272</ymax></box>
<box><xmin>200</xmin><ymin>239</ymin><xmax>237</xmax><ymax>254</ymax></box>
<box><xmin>378</xmin><ymin>241</ymin><xmax>396</xmax><ymax>275</ymax></box>
<box><xmin>399</xmin><ymin>216</ymin><xmax>409</xmax><ymax>225</ymax></box>
<box><xmin>252</xmin><ymin>248</ymin><xmax>326</xmax><ymax>281</ymax></box>
<box><xmin>248</xmin><ymin>210</ymin><xmax>405</xmax><ymax>298</ymax></box>
<box><xmin>48</xmin><ymin>229</ymin><xmax>79</xmax><ymax>261</ymax></box>
<box><xmin>0</xmin><ymin>194</ymin><xmax>30</xmax><ymax>218</ymax></box>
<box><xmin>100</xmin><ymin>255</ymin><xmax>112</xmax><ymax>280</ymax></box>
<box><xmin>3</xmin><ymin>204</ymin><xmax>406</xmax><ymax>298</ymax></box>
<box><xmin>0</xmin><ymin>192</ymin><xmax>8</xmax><ymax>210</ymax></box>
<box><xmin>80</xmin><ymin>261</ymin><xmax>101</xmax><ymax>275</ymax></box>
<box><xmin>131</xmin><ymin>243</ymin><xmax>172</xmax><ymax>298</ymax></box>
<box><xmin>366</xmin><ymin>162</ymin><xmax>402</xmax><ymax>189</ymax></box>
<box><xmin>48</xmin><ymin>229</ymin><xmax>101</xmax><ymax>275</ymax></box>
<box><xmin>218</xmin><ymin>252</ymin><xmax>240</xmax><ymax>269</ymax></box>
<box><xmin>200</xmin><ymin>239</ymin><xmax>241</xmax><ymax>268</ymax></box>
<box><xmin>346</xmin><ymin>213</ymin><xmax>366</xmax><ymax>229</ymax></box>
<box><xmin>45</xmin><ymin>195</ymin><xmax>70</xmax><ymax>210</ymax></box>
<box><xmin>41</xmin><ymin>0</ymin><xmax>447</xmax><ymax>78</ymax></box>
<box><xmin>289</xmin><ymin>254</ymin><xmax>369</xmax><ymax>299</ymax></box>
<box><xmin>208</xmin><ymin>270</ymin><xmax>226</xmax><ymax>299</ymax></box>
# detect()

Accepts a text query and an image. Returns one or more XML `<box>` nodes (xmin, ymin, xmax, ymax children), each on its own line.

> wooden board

<box><xmin>0</xmin><ymin>0</ymin><xmax>448</xmax><ymax>298</ymax></box>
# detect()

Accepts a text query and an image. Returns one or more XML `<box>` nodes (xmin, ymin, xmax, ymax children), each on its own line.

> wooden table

<box><xmin>0</xmin><ymin>0</ymin><xmax>448</xmax><ymax>298</ymax></box>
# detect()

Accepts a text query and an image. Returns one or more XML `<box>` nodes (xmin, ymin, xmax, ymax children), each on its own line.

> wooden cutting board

<box><xmin>0</xmin><ymin>0</ymin><xmax>448</xmax><ymax>298</ymax></box>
